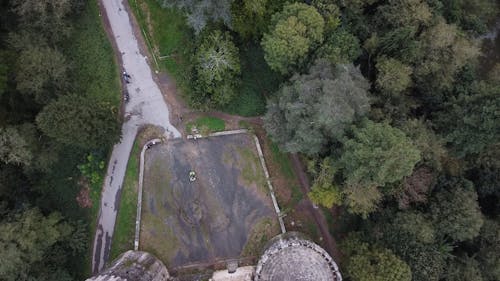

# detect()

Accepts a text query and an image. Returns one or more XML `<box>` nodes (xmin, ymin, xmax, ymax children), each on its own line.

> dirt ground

<box><xmin>140</xmin><ymin>133</ymin><xmax>279</xmax><ymax>269</ymax></box>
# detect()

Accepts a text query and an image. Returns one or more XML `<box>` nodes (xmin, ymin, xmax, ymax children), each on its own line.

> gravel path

<box><xmin>91</xmin><ymin>0</ymin><xmax>180</xmax><ymax>274</ymax></box>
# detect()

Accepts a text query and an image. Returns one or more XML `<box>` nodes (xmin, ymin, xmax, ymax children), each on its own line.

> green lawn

<box><xmin>186</xmin><ymin>116</ymin><xmax>226</xmax><ymax>133</ymax></box>
<box><xmin>109</xmin><ymin>140</ymin><xmax>141</xmax><ymax>261</ymax></box>
<box><xmin>270</xmin><ymin>141</ymin><xmax>294</xmax><ymax>179</ymax></box>
<box><xmin>66</xmin><ymin>0</ymin><xmax>120</xmax><ymax>106</ymax></box>
<box><xmin>269</xmin><ymin>140</ymin><xmax>303</xmax><ymax>206</ymax></box>
<box><xmin>128</xmin><ymin>0</ymin><xmax>193</xmax><ymax>77</ymax></box>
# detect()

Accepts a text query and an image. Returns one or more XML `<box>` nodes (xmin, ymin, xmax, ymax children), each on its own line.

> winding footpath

<box><xmin>92</xmin><ymin>0</ymin><xmax>180</xmax><ymax>274</ymax></box>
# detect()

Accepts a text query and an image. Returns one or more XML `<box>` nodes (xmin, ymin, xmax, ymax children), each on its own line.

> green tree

<box><xmin>0</xmin><ymin>53</ymin><xmax>8</xmax><ymax>97</ymax></box>
<box><xmin>0</xmin><ymin>124</ymin><xmax>35</xmax><ymax>166</ymax></box>
<box><xmin>342</xmin><ymin>235</ymin><xmax>412</xmax><ymax>281</ymax></box>
<box><xmin>415</xmin><ymin>17</ymin><xmax>479</xmax><ymax>93</ymax></box>
<box><xmin>231</xmin><ymin>0</ymin><xmax>267</xmax><ymax>39</ymax></box>
<box><xmin>339</xmin><ymin>120</ymin><xmax>421</xmax><ymax>187</ymax></box>
<box><xmin>264</xmin><ymin>60</ymin><xmax>370</xmax><ymax>155</ymax></box>
<box><xmin>475</xmin><ymin>219</ymin><xmax>500</xmax><ymax>281</ymax></box>
<box><xmin>377</xmin><ymin>0</ymin><xmax>433</xmax><ymax>29</ymax></box>
<box><xmin>343</xmin><ymin>183</ymin><xmax>382</xmax><ymax>217</ymax></box>
<box><xmin>441</xmin><ymin>0</ymin><xmax>498</xmax><ymax>34</ymax></box>
<box><xmin>430</xmin><ymin>177</ymin><xmax>483</xmax><ymax>242</ymax></box>
<box><xmin>372</xmin><ymin>211</ymin><xmax>449</xmax><ymax>281</ymax></box>
<box><xmin>193</xmin><ymin>30</ymin><xmax>240</xmax><ymax>107</ymax></box>
<box><xmin>308</xmin><ymin>157</ymin><xmax>341</xmax><ymax>208</ymax></box>
<box><xmin>261</xmin><ymin>2</ymin><xmax>324</xmax><ymax>74</ymax></box>
<box><xmin>375</xmin><ymin>27</ymin><xmax>421</xmax><ymax>63</ymax></box>
<box><xmin>381</xmin><ymin>211</ymin><xmax>437</xmax><ymax>246</ymax></box>
<box><xmin>445</xmin><ymin>256</ymin><xmax>484</xmax><ymax>281</ymax></box>
<box><xmin>471</xmin><ymin>144</ymin><xmax>500</xmax><ymax>197</ymax></box>
<box><xmin>15</xmin><ymin>45</ymin><xmax>68</xmax><ymax>104</ymax></box>
<box><xmin>401</xmin><ymin>119</ymin><xmax>446</xmax><ymax>171</ymax></box>
<box><xmin>437</xmin><ymin>81</ymin><xmax>500</xmax><ymax>157</ymax></box>
<box><xmin>311</xmin><ymin>0</ymin><xmax>341</xmax><ymax>33</ymax></box>
<box><xmin>0</xmin><ymin>208</ymin><xmax>84</xmax><ymax>281</ymax></box>
<box><xmin>11</xmin><ymin>0</ymin><xmax>76</xmax><ymax>43</ymax></box>
<box><xmin>317</xmin><ymin>28</ymin><xmax>361</xmax><ymax>65</ymax></box>
<box><xmin>159</xmin><ymin>0</ymin><xmax>233</xmax><ymax>34</ymax></box>
<box><xmin>396</xmin><ymin>166</ymin><xmax>435</xmax><ymax>209</ymax></box>
<box><xmin>376</xmin><ymin>57</ymin><xmax>413</xmax><ymax>95</ymax></box>
<box><xmin>36</xmin><ymin>94</ymin><xmax>120</xmax><ymax>149</ymax></box>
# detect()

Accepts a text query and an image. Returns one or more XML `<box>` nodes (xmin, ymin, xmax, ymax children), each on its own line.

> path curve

<box><xmin>92</xmin><ymin>0</ymin><xmax>180</xmax><ymax>274</ymax></box>
<box><xmin>290</xmin><ymin>153</ymin><xmax>341</xmax><ymax>261</ymax></box>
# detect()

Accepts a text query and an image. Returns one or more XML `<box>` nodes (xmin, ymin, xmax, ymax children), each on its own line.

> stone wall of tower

<box><xmin>86</xmin><ymin>251</ymin><xmax>169</xmax><ymax>281</ymax></box>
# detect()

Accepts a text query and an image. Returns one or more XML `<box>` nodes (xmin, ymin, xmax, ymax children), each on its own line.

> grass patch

<box><xmin>140</xmin><ymin>157</ymin><xmax>179</xmax><ymax>264</ymax></box>
<box><xmin>128</xmin><ymin>0</ymin><xmax>193</xmax><ymax>77</ymax></box>
<box><xmin>241</xmin><ymin>217</ymin><xmax>278</xmax><ymax>257</ymax></box>
<box><xmin>66</xmin><ymin>0</ymin><xmax>120</xmax><ymax>106</ymax></box>
<box><xmin>268</xmin><ymin>140</ymin><xmax>303</xmax><ymax>207</ymax></box>
<box><xmin>186</xmin><ymin>116</ymin><xmax>225</xmax><ymax>134</ymax></box>
<box><xmin>269</xmin><ymin>141</ymin><xmax>294</xmax><ymax>179</ymax></box>
<box><xmin>238</xmin><ymin>146</ymin><xmax>268</xmax><ymax>194</ymax></box>
<box><xmin>225</xmin><ymin>43</ymin><xmax>282</xmax><ymax>117</ymax></box>
<box><xmin>109</xmin><ymin>140</ymin><xmax>141</xmax><ymax>260</ymax></box>
<box><xmin>305</xmin><ymin>220</ymin><xmax>320</xmax><ymax>241</ymax></box>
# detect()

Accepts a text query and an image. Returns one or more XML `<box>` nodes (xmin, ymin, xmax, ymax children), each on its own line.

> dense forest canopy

<box><xmin>163</xmin><ymin>0</ymin><xmax>499</xmax><ymax>280</ymax></box>
<box><xmin>0</xmin><ymin>0</ymin><xmax>119</xmax><ymax>279</ymax></box>
<box><xmin>0</xmin><ymin>0</ymin><xmax>498</xmax><ymax>280</ymax></box>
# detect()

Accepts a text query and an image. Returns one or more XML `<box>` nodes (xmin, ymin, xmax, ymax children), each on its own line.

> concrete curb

<box><xmin>186</xmin><ymin>129</ymin><xmax>249</xmax><ymax>139</ymax></box>
<box><xmin>134</xmin><ymin>138</ymin><xmax>161</xmax><ymax>251</ymax></box>
<box><xmin>252</xmin><ymin>135</ymin><xmax>287</xmax><ymax>234</ymax></box>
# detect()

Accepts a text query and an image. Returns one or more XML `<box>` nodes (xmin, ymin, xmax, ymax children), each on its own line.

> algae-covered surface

<box><xmin>140</xmin><ymin>133</ymin><xmax>279</xmax><ymax>268</ymax></box>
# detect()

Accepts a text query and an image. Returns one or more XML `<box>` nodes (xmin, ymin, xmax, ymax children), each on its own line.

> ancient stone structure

<box><xmin>254</xmin><ymin>232</ymin><xmax>342</xmax><ymax>281</ymax></box>
<box><xmin>86</xmin><ymin>251</ymin><xmax>169</xmax><ymax>281</ymax></box>
<box><xmin>87</xmin><ymin>232</ymin><xmax>341</xmax><ymax>281</ymax></box>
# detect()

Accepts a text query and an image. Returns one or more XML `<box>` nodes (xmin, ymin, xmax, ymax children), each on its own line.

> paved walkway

<box><xmin>92</xmin><ymin>0</ymin><xmax>180</xmax><ymax>274</ymax></box>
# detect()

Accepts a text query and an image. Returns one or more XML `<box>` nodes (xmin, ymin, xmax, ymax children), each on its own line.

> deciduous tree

<box><xmin>400</xmin><ymin>119</ymin><xmax>446</xmax><ymax>171</ymax></box>
<box><xmin>261</xmin><ymin>3</ymin><xmax>324</xmax><ymax>74</ymax></box>
<box><xmin>377</xmin><ymin>0</ymin><xmax>433</xmax><ymax>29</ymax></box>
<box><xmin>193</xmin><ymin>30</ymin><xmax>240</xmax><ymax>107</ymax></box>
<box><xmin>308</xmin><ymin>157</ymin><xmax>341</xmax><ymax>208</ymax></box>
<box><xmin>372</xmin><ymin>211</ymin><xmax>448</xmax><ymax>281</ymax></box>
<box><xmin>0</xmin><ymin>124</ymin><xmax>35</xmax><ymax>166</ymax></box>
<box><xmin>376</xmin><ymin>57</ymin><xmax>413</xmax><ymax>95</ymax></box>
<box><xmin>396</xmin><ymin>166</ymin><xmax>435</xmax><ymax>209</ymax></box>
<box><xmin>11</xmin><ymin>0</ymin><xmax>76</xmax><ymax>43</ymax></box>
<box><xmin>264</xmin><ymin>60</ymin><xmax>370</xmax><ymax>155</ymax></box>
<box><xmin>415</xmin><ymin>17</ymin><xmax>479</xmax><ymax>93</ymax></box>
<box><xmin>317</xmin><ymin>28</ymin><xmax>361</xmax><ymax>65</ymax></box>
<box><xmin>0</xmin><ymin>208</ymin><xmax>84</xmax><ymax>281</ymax></box>
<box><xmin>475</xmin><ymin>219</ymin><xmax>500</xmax><ymax>281</ymax></box>
<box><xmin>160</xmin><ymin>0</ymin><xmax>233</xmax><ymax>34</ymax></box>
<box><xmin>15</xmin><ymin>45</ymin><xmax>68</xmax><ymax>104</ymax></box>
<box><xmin>437</xmin><ymin>81</ymin><xmax>500</xmax><ymax>157</ymax></box>
<box><xmin>445</xmin><ymin>255</ymin><xmax>484</xmax><ymax>281</ymax></box>
<box><xmin>36</xmin><ymin>94</ymin><xmax>120</xmax><ymax>149</ymax></box>
<box><xmin>343</xmin><ymin>183</ymin><xmax>382</xmax><ymax>217</ymax></box>
<box><xmin>311</xmin><ymin>0</ymin><xmax>341</xmax><ymax>33</ymax></box>
<box><xmin>338</xmin><ymin>120</ymin><xmax>421</xmax><ymax>187</ymax></box>
<box><xmin>342</xmin><ymin>234</ymin><xmax>412</xmax><ymax>281</ymax></box>
<box><xmin>430</xmin><ymin>177</ymin><xmax>483</xmax><ymax>242</ymax></box>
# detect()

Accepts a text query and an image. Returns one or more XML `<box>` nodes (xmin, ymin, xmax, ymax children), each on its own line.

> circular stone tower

<box><xmin>86</xmin><ymin>251</ymin><xmax>169</xmax><ymax>281</ymax></box>
<box><xmin>254</xmin><ymin>232</ymin><xmax>342</xmax><ymax>281</ymax></box>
